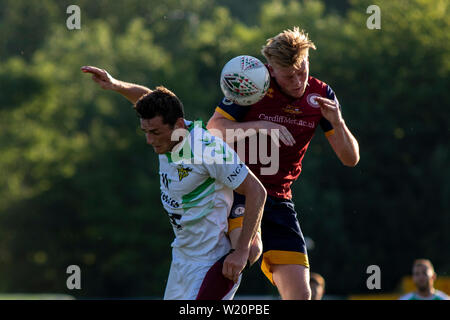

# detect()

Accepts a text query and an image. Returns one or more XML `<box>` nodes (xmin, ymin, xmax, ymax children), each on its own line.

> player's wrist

<box><xmin>111</xmin><ymin>79</ymin><xmax>125</xmax><ymax>92</ymax></box>
<box><xmin>332</xmin><ymin>118</ymin><xmax>345</xmax><ymax>129</ymax></box>
<box><xmin>234</xmin><ymin>243</ymin><xmax>251</xmax><ymax>254</ymax></box>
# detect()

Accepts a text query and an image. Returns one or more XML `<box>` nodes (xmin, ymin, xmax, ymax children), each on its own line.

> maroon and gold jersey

<box><xmin>215</xmin><ymin>75</ymin><xmax>339</xmax><ymax>199</ymax></box>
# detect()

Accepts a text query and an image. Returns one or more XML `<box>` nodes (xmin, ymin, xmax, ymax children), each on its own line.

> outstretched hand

<box><xmin>81</xmin><ymin>66</ymin><xmax>119</xmax><ymax>90</ymax></box>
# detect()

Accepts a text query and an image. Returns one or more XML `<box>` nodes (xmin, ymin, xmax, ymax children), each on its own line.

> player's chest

<box><xmin>244</xmin><ymin>92</ymin><xmax>324</xmax><ymax>134</ymax></box>
<box><xmin>159</xmin><ymin>162</ymin><xmax>207</xmax><ymax>197</ymax></box>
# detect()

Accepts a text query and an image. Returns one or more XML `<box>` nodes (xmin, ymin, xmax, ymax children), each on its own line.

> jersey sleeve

<box><xmin>320</xmin><ymin>85</ymin><xmax>342</xmax><ymax>137</ymax></box>
<box><xmin>215</xmin><ymin>97</ymin><xmax>251</xmax><ymax>122</ymax></box>
<box><xmin>200</xmin><ymin>132</ymin><xmax>249</xmax><ymax>190</ymax></box>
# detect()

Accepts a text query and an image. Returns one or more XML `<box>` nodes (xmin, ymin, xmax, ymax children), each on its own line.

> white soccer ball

<box><xmin>220</xmin><ymin>55</ymin><xmax>270</xmax><ymax>106</ymax></box>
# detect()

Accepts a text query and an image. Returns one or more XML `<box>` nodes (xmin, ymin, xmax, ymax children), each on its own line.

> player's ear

<box><xmin>431</xmin><ymin>272</ymin><xmax>437</xmax><ymax>281</ymax></box>
<box><xmin>174</xmin><ymin>117</ymin><xmax>186</xmax><ymax>130</ymax></box>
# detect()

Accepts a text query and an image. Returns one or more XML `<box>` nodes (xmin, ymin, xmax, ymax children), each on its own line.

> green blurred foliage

<box><xmin>0</xmin><ymin>0</ymin><xmax>448</xmax><ymax>297</ymax></box>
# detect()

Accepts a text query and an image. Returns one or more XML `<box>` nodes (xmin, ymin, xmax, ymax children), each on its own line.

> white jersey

<box><xmin>399</xmin><ymin>290</ymin><xmax>449</xmax><ymax>300</ymax></box>
<box><xmin>158</xmin><ymin>120</ymin><xmax>249</xmax><ymax>263</ymax></box>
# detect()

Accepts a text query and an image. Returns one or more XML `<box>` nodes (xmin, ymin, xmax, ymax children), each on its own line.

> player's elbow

<box><xmin>206</xmin><ymin>117</ymin><xmax>227</xmax><ymax>139</ymax></box>
<box><xmin>242</xmin><ymin>177</ymin><xmax>267</xmax><ymax>206</ymax></box>
<box><xmin>252</xmin><ymin>181</ymin><xmax>267</xmax><ymax>206</ymax></box>
<box><xmin>342</xmin><ymin>154</ymin><xmax>360</xmax><ymax>167</ymax></box>
<box><xmin>206</xmin><ymin>114</ymin><xmax>225</xmax><ymax>131</ymax></box>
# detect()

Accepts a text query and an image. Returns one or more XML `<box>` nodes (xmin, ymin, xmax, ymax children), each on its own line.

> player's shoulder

<box><xmin>306</xmin><ymin>76</ymin><xmax>331</xmax><ymax>98</ymax></box>
<box><xmin>308</xmin><ymin>76</ymin><xmax>329</xmax><ymax>89</ymax></box>
<box><xmin>434</xmin><ymin>290</ymin><xmax>450</xmax><ymax>300</ymax></box>
<box><xmin>398</xmin><ymin>292</ymin><xmax>415</xmax><ymax>300</ymax></box>
<box><xmin>187</xmin><ymin>120</ymin><xmax>239</xmax><ymax>164</ymax></box>
<box><xmin>308</xmin><ymin>76</ymin><xmax>339</xmax><ymax>102</ymax></box>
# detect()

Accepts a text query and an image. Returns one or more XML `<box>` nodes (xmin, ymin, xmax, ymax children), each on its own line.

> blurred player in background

<box><xmin>207</xmin><ymin>27</ymin><xmax>360</xmax><ymax>300</ymax></box>
<box><xmin>82</xmin><ymin>68</ymin><xmax>266</xmax><ymax>299</ymax></box>
<box><xmin>310</xmin><ymin>272</ymin><xmax>325</xmax><ymax>300</ymax></box>
<box><xmin>399</xmin><ymin>259</ymin><xmax>449</xmax><ymax>300</ymax></box>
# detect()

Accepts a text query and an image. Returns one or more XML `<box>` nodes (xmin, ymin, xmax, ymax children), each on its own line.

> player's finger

<box><xmin>277</xmin><ymin>132</ymin><xmax>289</xmax><ymax>146</ymax></box>
<box><xmin>314</xmin><ymin>97</ymin><xmax>331</xmax><ymax>105</ymax></box>
<box><xmin>81</xmin><ymin>66</ymin><xmax>104</xmax><ymax>75</ymax></box>
<box><xmin>231</xmin><ymin>264</ymin><xmax>242</xmax><ymax>283</ymax></box>
<box><xmin>319</xmin><ymin>103</ymin><xmax>336</xmax><ymax>111</ymax></box>
<box><xmin>233</xmin><ymin>272</ymin><xmax>239</xmax><ymax>284</ymax></box>
<box><xmin>222</xmin><ymin>262</ymin><xmax>233</xmax><ymax>281</ymax></box>
<box><xmin>318</xmin><ymin>99</ymin><xmax>338</xmax><ymax>112</ymax></box>
<box><xmin>91</xmin><ymin>74</ymin><xmax>104</xmax><ymax>84</ymax></box>
<box><xmin>268</xmin><ymin>129</ymin><xmax>282</xmax><ymax>147</ymax></box>
<box><xmin>281</xmin><ymin>127</ymin><xmax>295</xmax><ymax>146</ymax></box>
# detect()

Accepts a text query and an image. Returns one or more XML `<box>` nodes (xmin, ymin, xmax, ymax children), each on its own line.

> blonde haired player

<box><xmin>208</xmin><ymin>27</ymin><xmax>360</xmax><ymax>299</ymax></box>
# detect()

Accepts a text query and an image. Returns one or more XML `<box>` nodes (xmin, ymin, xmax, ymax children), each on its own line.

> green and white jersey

<box><xmin>399</xmin><ymin>290</ymin><xmax>449</xmax><ymax>300</ymax></box>
<box><xmin>159</xmin><ymin>120</ymin><xmax>249</xmax><ymax>262</ymax></box>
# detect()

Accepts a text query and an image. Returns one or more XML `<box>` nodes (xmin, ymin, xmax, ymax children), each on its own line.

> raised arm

<box><xmin>222</xmin><ymin>170</ymin><xmax>266</xmax><ymax>283</ymax></box>
<box><xmin>81</xmin><ymin>66</ymin><xmax>151</xmax><ymax>104</ymax></box>
<box><xmin>315</xmin><ymin>97</ymin><xmax>360</xmax><ymax>167</ymax></box>
<box><xmin>207</xmin><ymin>111</ymin><xmax>296</xmax><ymax>147</ymax></box>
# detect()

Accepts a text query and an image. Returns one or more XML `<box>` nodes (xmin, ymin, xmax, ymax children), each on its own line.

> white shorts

<box><xmin>164</xmin><ymin>253</ymin><xmax>241</xmax><ymax>300</ymax></box>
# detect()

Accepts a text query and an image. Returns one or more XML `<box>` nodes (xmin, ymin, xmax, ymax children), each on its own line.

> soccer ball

<box><xmin>220</xmin><ymin>55</ymin><xmax>270</xmax><ymax>106</ymax></box>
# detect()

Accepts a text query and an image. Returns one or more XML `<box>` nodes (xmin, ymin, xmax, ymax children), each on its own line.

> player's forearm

<box><xmin>332</xmin><ymin>120</ymin><xmax>360</xmax><ymax>167</ymax></box>
<box><xmin>235</xmin><ymin>188</ymin><xmax>266</xmax><ymax>252</ymax></box>
<box><xmin>113</xmin><ymin>80</ymin><xmax>152</xmax><ymax>104</ymax></box>
<box><xmin>207</xmin><ymin>117</ymin><xmax>266</xmax><ymax>143</ymax></box>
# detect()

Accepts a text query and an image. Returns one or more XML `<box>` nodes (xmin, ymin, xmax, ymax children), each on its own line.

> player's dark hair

<box><xmin>134</xmin><ymin>86</ymin><xmax>184</xmax><ymax>127</ymax></box>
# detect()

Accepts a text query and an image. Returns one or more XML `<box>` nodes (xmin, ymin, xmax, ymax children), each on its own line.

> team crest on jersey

<box><xmin>307</xmin><ymin>93</ymin><xmax>321</xmax><ymax>108</ymax></box>
<box><xmin>161</xmin><ymin>173</ymin><xmax>171</xmax><ymax>189</ymax></box>
<box><xmin>282</xmin><ymin>104</ymin><xmax>302</xmax><ymax>115</ymax></box>
<box><xmin>222</xmin><ymin>97</ymin><xmax>234</xmax><ymax>106</ymax></box>
<box><xmin>231</xmin><ymin>204</ymin><xmax>245</xmax><ymax>218</ymax></box>
<box><xmin>266</xmin><ymin>88</ymin><xmax>275</xmax><ymax>99</ymax></box>
<box><xmin>177</xmin><ymin>165</ymin><xmax>193</xmax><ymax>181</ymax></box>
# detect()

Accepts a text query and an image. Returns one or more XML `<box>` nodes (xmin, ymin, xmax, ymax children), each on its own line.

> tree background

<box><xmin>0</xmin><ymin>0</ymin><xmax>448</xmax><ymax>298</ymax></box>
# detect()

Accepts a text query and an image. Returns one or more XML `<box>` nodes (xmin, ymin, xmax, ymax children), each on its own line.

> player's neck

<box><xmin>416</xmin><ymin>287</ymin><xmax>435</xmax><ymax>298</ymax></box>
<box><xmin>168</xmin><ymin>123</ymin><xmax>188</xmax><ymax>153</ymax></box>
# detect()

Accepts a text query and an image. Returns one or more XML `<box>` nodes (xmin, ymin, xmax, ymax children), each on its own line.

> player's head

<box><xmin>135</xmin><ymin>86</ymin><xmax>186</xmax><ymax>154</ymax></box>
<box><xmin>412</xmin><ymin>259</ymin><xmax>436</xmax><ymax>292</ymax></box>
<box><xmin>261</xmin><ymin>27</ymin><xmax>316</xmax><ymax>99</ymax></box>
<box><xmin>310</xmin><ymin>272</ymin><xmax>325</xmax><ymax>300</ymax></box>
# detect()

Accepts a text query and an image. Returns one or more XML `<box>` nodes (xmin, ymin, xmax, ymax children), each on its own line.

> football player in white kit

<box><xmin>82</xmin><ymin>66</ymin><xmax>266</xmax><ymax>300</ymax></box>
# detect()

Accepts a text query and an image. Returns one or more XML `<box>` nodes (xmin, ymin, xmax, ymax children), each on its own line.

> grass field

<box><xmin>0</xmin><ymin>294</ymin><xmax>74</xmax><ymax>300</ymax></box>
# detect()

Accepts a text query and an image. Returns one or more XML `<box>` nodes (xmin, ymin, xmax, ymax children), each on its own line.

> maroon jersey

<box><xmin>215</xmin><ymin>75</ymin><xmax>339</xmax><ymax>199</ymax></box>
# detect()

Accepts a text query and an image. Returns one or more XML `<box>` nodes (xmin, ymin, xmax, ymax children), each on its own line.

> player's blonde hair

<box><xmin>261</xmin><ymin>27</ymin><xmax>316</xmax><ymax>69</ymax></box>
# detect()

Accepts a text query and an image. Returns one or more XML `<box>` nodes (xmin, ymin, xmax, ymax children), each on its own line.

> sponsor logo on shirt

<box><xmin>266</xmin><ymin>88</ymin><xmax>275</xmax><ymax>99</ymax></box>
<box><xmin>226</xmin><ymin>163</ymin><xmax>245</xmax><ymax>183</ymax></box>
<box><xmin>231</xmin><ymin>205</ymin><xmax>245</xmax><ymax>218</ymax></box>
<box><xmin>161</xmin><ymin>173</ymin><xmax>170</xmax><ymax>189</ymax></box>
<box><xmin>161</xmin><ymin>192</ymin><xmax>180</xmax><ymax>208</ymax></box>
<box><xmin>168</xmin><ymin>213</ymin><xmax>183</xmax><ymax>230</ymax></box>
<box><xmin>307</xmin><ymin>93</ymin><xmax>321</xmax><ymax>108</ymax></box>
<box><xmin>282</xmin><ymin>104</ymin><xmax>302</xmax><ymax>115</ymax></box>
<box><xmin>222</xmin><ymin>97</ymin><xmax>234</xmax><ymax>106</ymax></box>
<box><xmin>258</xmin><ymin>113</ymin><xmax>315</xmax><ymax>128</ymax></box>
<box><xmin>177</xmin><ymin>165</ymin><xmax>193</xmax><ymax>181</ymax></box>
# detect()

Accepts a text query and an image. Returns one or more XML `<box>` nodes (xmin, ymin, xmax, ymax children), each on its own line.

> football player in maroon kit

<box><xmin>207</xmin><ymin>27</ymin><xmax>360</xmax><ymax>300</ymax></box>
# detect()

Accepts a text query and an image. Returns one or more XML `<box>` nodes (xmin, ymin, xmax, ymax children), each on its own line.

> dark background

<box><xmin>0</xmin><ymin>0</ymin><xmax>448</xmax><ymax>298</ymax></box>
